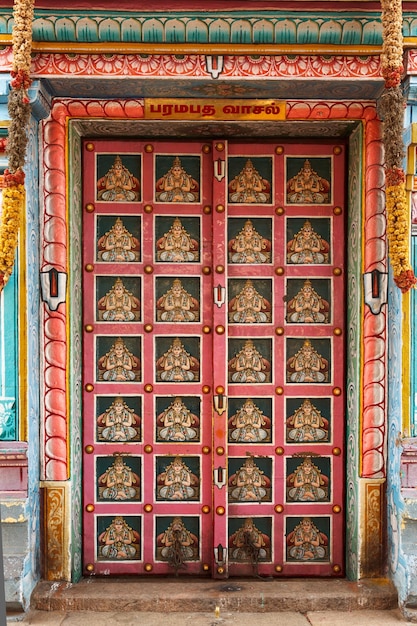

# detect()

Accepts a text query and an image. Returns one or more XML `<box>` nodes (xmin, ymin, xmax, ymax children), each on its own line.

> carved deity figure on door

<box><xmin>97</xmin><ymin>217</ymin><xmax>140</xmax><ymax>262</ymax></box>
<box><xmin>98</xmin><ymin>277</ymin><xmax>141</xmax><ymax>321</ymax></box>
<box><xmin>228</xmin><ymin>279</ymin><xmax>271</xmax><ymax>323</ymax></box>
<box><xmin>287</xmin><ymin>457</ymin><xmax>328</xmax><ymax>502</ymax></box>
<box><xmin>98</xmin><ymin>337</ymin><xmax>140</xmax><ymax>381</ymax></box>
<box><xmin>157</xmin><ymin>517</ymin><xmax>199</xmax><ymax>563</ymax></box>
<box><xmin>287</xmin><ymin>220</ymin><xmax>329</xmax><ymax>264</ymax></box>
<box><xmin>229</xmin><ymin>518</ymin><xmax>270</xmax><ymax>562</ymax></box>
<box><xmin>287</xmin><ymin>517</ymin><xmax>328</xmax><ymax>561</ymax></box>
<box><xmin>98</xmin><ymin>455</ymin><xmax>140</xmax><ymax>501</ymax></box>
<box><xmin>155</xmin><ymin>156</ymin><xmax>199</xmax><ymax>202</ymax></box>
<box><xmin>157</xmin><ymin>397</ymin><xmax>199</xmax><ymax>442</ymax></box>
<box><xmin>98</xmin><ymin>516</ymin><xmax>140</xmax><ymax>560</ymax></box>
<box><xmin>97</xmin><ymin>155</ymin><xmax>140</xmax><ymax>202</ymax></box>
<box><xmin>229</xmin><ymin>398</ymin><xmax>270</xmax><ymax>443</ymax></box>
<box><xmin>228</xmin><ymin>339</ymin><xmax>270</xmax><ymax>383</ymax></box>
<box><xmin>229</xmin><ymin>219</ymin><xmax>271</xmax><ymax>264</ymax></box>
<box><xmin>287</xmin><ymin>339</ymin><xmax>328</xmax><ymax>383</ymax></box>
<box><xmin>286</xmin><ymin>279</ymin><xmax>329</xmax><ymax>323</ymax></box>
<box><xmin>286</xmin><ymin>399</ymin><xmax>328</xmax><ymax>443</ymax></box>
<box><xmin>97</xmin><ymin>397</ymin><xmax>141</xmax><ymax>442</ymax></box>
<box><xmin>156</xmin><ymin>278</ymin><xmax>199</xmax><ymax>322</ymax></box>
<box><xmin>156</xmin><ymin>338</ymin><xmax>200</xmax><ymax>382</ymax></box>
<box><xmin>286</xmin><ymin>159</ymin><xmax>330</xmax><ymax>204</ymax></box>
<box><xmin>229</xmin><ymin>458</ymin><xmax>268</xmax><ymax>502</ymax></box>
<box><xmin>228</xmin><ymin>159</ymin><xmax>270</xmax><ymax>203</ymax></box>
<box><xmin>157</xmin><ymin>457</ymin><xmax>199</xmax><ymax>501</ymax></box>
<box><xmin>156</xmin><ymin>217</ymin><xmax>199</xmax><ymax>262</ymax></box>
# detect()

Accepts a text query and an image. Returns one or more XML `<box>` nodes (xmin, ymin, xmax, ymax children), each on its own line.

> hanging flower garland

<box><xmin>380</xmin><ymin>0</ymin><xmax>417</xmax><ymax>293</ymax></box>
<box><xmin>0</xmin><ymin>0</ymin><xmax>33</xmax><ymax>290</ymax></box>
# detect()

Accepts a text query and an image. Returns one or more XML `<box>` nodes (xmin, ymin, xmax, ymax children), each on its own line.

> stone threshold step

<box><xmin>31</xmin><ymin>577</ymin><xmax>398</xmax><ymax>614</ymax></box>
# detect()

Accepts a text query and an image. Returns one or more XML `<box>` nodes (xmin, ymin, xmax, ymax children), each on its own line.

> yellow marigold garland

<box><xmin>380</xmin><ymin>0</ymin><xmax>417</xmax><ymax>293</ymax></box>
<box><xmin>0</xmin><ymin>0</ymin><xmax>33</xmax><ymax>290</ymax></box>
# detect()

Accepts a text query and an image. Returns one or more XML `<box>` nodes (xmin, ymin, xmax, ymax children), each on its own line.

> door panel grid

<box><xmin>82</xmin><ymin>138</ymin><xmax>346</xmax><ymax>577</ymax></box>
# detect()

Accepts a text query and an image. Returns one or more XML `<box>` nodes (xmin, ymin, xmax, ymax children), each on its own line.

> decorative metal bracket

<box><xmin>214</xmin><ymin>284</ymin><xmax>226</xmax><ymax>307</ymax></box>
<box><xmin>214</xmin><ymin>158</ymin><xmax>225</xmax><ymax>181</ymax></box>
<box><xmin>363</xmin><ymin>269</ymin><xmax>388</xmax><ymax>315</ymax></box>
<box><xmin>206</xmin><ymin>55</ymin><xmax>224</xmax><ymax>79</ymax></box>
<box><xmin>214</xmin><ymin>543</ymin><xmax>228</xmax><ymax>567</ymax></box>
<box><xmin>214</xmin><ymin>393</ymin><xmax>227</xmax><ymax>415</ymax></box>
<box><xmin>214</xmin><ymin>466</ymin><xmax>227</xmax><ymax>489</ymax></box>
<box><xmin>40</xmin><ymin>268</ymin><xmax>67</xmax><ymax>311</ymax></box>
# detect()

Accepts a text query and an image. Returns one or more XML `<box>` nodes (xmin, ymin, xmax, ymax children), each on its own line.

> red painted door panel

<box><xmin>82</xmin><ymin>138</ymin><xmax>345</xmax><ymax>578</ymax></box>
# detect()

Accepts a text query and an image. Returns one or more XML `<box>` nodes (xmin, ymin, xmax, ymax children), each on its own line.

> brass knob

<box><xmin>202</xmin><ymin>505</ymin><xmax>210</xmax><ymax>514</ymax></box>
<box><xmin>333</xmin><ymin>206</ymin><xmax>342</xmax><ymax>215</ymax></box>
<box><xmin>203</xmin><ymin>205</ymin><xmax>212</xmax><ymax>214</ymax></box>
<box><xmin>85</xmin><ymin>383</ymin><xmax>94</xmax><ymax>392</ymax></box>
<box><xmin>274</xmin><ymin>504</ymin><xmax>284</xmax><ymax>513</ymax></box>
<box><xmin>144</xmin><ymin>144</ymin><xmax>154</xmax><ymax>153</ymax></box>
<box><xmin>215</xmin><ymin>265</ymin><xmax>225</xmax><ymax>274</ymax></box>
<box><xmin>85</xmin><ymin>445</ymin><xmax>94</xmax><ymax>454</ymax></box>
<box><xmin>85</xmin><ymin>143</ymin><xmax>94</xmax><ymax>152</ymax></box>
<box><xmin>85</xmin><ymin>264</ymin><xmax>94</xmax><ymax>272</ymax></box>
<box><xmin>275</xmin><ymin>387</ymin><xmax>284</xmax><ymax>395</ymax></box>
<box><xmin>144</xmin><ymin>563</ymin><xmax>153</xmax><ymax>572</ymax></box>
<box><xmin>85</xmin><ymin>324</ymin><xmax>94</xmax><ymax>333</ymax></box>
<box><xmin>202</xmin><ymin>385</ymin><xmax>211</xmax><ymax>394</ymax></box>
<box><xmin>215</xmin><ymin>325</ymin><xmax>225</xmax><ymax>335</ymax></box>
<box><xmin>275</xmin><ymin>207</ymin><xmax>284</xmax><ymax>215</ymax></box>
<box><xmin>216</xmin><ymin>447</ymin><xmax>225</xmax><ymax>456</ymax></box>
<box><xmin>85</xmin><ymin>203</ymin><xmax>95</xmax><ymax>213</ymax></box>
<box><xmin>216</xmin><ymin>204</ymin><xmax>225</xmax><ymax>213</ymax></box>
<box><xmin>216</xmin><ymin>506</ymin><xmax>225</xmax><ymax>515</ymax></box>
<box><xmin>85</xmin><ymin>563</ymin><xmax>95</xmax><ymax>572</ymax></box>
<box><xmin>332</xmin><ymin>387</ymin><xmax>341</xmax><ymax>396</ymax></box>
<box><xmin>144</xmin><ymin>204</ymin><xmax>153</xmax><ymax>213</ymax></box>
<box><xmin>275</xmin><ymin>267</ymin><xmax>284</xmax><ymax>276</ymax></box>
<box><xmin>333</xmin><ymin>267</ymin><xmax>342</xmax><ymax>276</ymax></box>
<box><xmin>144</xmin><ymin>324</ymin><xmax>153</xmax><ymax>333</ymax></box>
<box><xmin>144</xmin><ymin>504</ymin><xmax>153</xmax><ymax>513</ymax></box>
<box><xmin>144</xmin><ymin>384</ymin><xmax>153</xmax><ymax>393</ymax></box>
<box><xmin>144</xmin><ymin>265</ymin><xmax>154</xmax><ymax>274</ymax></box>
<box><xmin>144</xmin><ymin>444</ymin><xmax>153</xmax><ymax>454</ymax></box>
<box><xmin>275</xmin><ymin>446</ymin><xmax>284</xmax><ymax>456</ymax></box>
<box><xmin>85</xmin><ymin>504</ymin><xmax>94</xmax><ymax>513</ymax></box>
<box><xmin>215</xmin><ymin>386</ymin><xmax>225</xmax><ymax>394</ymax></box>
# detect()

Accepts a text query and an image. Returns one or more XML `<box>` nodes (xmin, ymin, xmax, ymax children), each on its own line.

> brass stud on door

<box><xmin>85</xmin><ymin>563</ymin><xmax>95</xmax><ymax>572</ymax></box>
<box><xmin>85</xmin><ymin>383</ymin><xmax>94</xmax><ymax>392</ymax></box>
<box><xmin>85</xmin><ymin>143</ymin><xmax>94</xmax><ymax>152</ymax></box>
<box><xmin>85</xmin><ymin>203</ymin><xmax>95</xmax><ymax>213</ymax></box>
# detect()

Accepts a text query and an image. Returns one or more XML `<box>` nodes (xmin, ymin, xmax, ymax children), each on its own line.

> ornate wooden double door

<box><xmin>82</xmin><ymin>137</ymin><xmax>346</xmax><ymax>578</ymax></box>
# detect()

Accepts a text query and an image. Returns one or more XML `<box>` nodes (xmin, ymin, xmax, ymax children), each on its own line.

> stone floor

<box><xmin>9</xmin><ymin>577</ymin><xmax>417</xmax><ymax>625</ymax></box>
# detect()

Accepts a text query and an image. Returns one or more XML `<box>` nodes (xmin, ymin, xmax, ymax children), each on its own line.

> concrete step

<box><xmin>30</xmin><ymin>577</ymin><xmax>398</xmax><ymax>614</ymax></box>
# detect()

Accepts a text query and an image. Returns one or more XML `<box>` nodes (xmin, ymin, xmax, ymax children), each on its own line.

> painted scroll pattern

<box><xmin>41</xmin><ymin>98</ymin><xmax>386</xmax><ymax>483</ymax></box>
